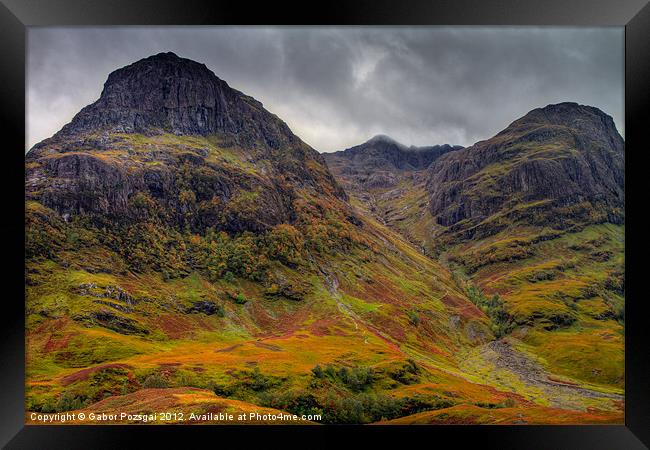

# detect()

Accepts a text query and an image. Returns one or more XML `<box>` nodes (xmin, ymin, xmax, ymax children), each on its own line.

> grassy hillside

<box><xmin>25</xmin><ymin>74</ymin><xmax>624</xmax><ymax>425</ymax></box>
<box><xmin>25</xmin><ymin>131</ymin><xmax>505</xmax><ymax>424</ymax></box>
<box><xmin>446</xmin><ymin>223</ymin><xmax>624</xmax><ymax>391</ymax></box>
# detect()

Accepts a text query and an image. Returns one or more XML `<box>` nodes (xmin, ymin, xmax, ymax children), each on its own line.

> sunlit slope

<box><xmin>26</xmin><ymin>190</ymin><xmax>497</xmax><ymax>418</ymax></box>
<box><xmin>445</xmin><ymin>224</ymin><xmax>624</xmax><ymax>391</ymax></box>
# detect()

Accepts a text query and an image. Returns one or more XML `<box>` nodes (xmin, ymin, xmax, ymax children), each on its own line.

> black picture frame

<box><xmin>2</xmin><ymin>1</ymin><xmax>648</xmax><ymax>448</ymax></box>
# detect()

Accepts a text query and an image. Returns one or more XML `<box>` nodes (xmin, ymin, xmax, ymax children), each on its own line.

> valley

<box><xmin>25</xmin><ymin>53</ymin><xmax>624</xmax><ymax>425</ymax></box>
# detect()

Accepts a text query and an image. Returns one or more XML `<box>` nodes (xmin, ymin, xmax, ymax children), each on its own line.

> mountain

<box><xmin>27</xmin><ymin>52</ymin><xmax>346</xmax><ymax>235</ymax></box>
<box><xmin>420</xmin><ymin>103</ymin><xmax>625</xmax><ymax>399</ymax></box>
<box><xmin>323</xmin><ymin>136</ymin><xmax>461</xmax><ymax>253</ymax></box>
<box><xmin>24</xmin><ymin>54</ymin><xmax>623</xmax><ymax>425</ymax></box>
<box><xmin>428</xmin><ymin>102</ymin><xmax>624</xmax><ymax>239</ymax></box>
<box><xmin>24</xmin><ymin>53</ymin><xmax>493</xmax><ymax>424</ymax></box>
<box><xmin>323</xmin><ymin>103</ymin><xmax>625</xmax><ymax>416</ymax></box>
<box><xmin>324</xmin><ymin>135</ymin><xmax>461</xmax><ymax>189</ymax></box>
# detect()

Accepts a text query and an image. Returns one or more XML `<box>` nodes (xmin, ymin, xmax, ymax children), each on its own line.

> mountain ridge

<box><xmin>325</xmin><ymin>135</ymin><xmax>462</xmax><ymax>175</ymax></box>
<box><xmin>321</xmin><ymin>101</ymin><xmax>625</xmax><ymax>402</ymax></box>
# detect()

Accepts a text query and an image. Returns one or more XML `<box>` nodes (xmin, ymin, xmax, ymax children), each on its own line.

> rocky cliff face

<box><xmin>26</xmin><ymin>52</ymin><xmax>347</xmax><ymax>233</ymax></box>
<box><xmin>52</xmin><ymin>52</ymin><xmax>294</xmax><ymax>149</ymax></box>
<box><xmin>427</xmin><ymin>103</ymin><xmax>624</xmax><ymax>235</ymax></box>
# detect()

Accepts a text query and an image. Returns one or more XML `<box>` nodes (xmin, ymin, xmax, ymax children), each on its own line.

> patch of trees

<box><xmin>209</xmin><ymin>361</ymin><xmax>450</xmax><ymax>424</ymax></box>
<box><xmin>466</xmin><ymin>285</ymin><xmax>514</xmax><ymax>338</ymax></box>
<box><xmin>311</xmin><ymin>364</ymin><xmax>376</xmax><ymax>393</ymax></box>
<box><xmin>260</xmin><ymin>387</ymin><xmax>452</xmax><ymax>424</ymax></box>
<box><xmin>450</xmin><ymin>239</ymin><xmax>535</xmax><ymax>274</ymax></box>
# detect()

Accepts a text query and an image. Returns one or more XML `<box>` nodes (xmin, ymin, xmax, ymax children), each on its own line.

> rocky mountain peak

<box><xmin>53</xmin><ymin>52</ymin><xmax>297</xmax><ymax>150</ymax></box>
<box><xmin>515</xmin><ymin>102</ymin><xmax>613</xmax><ymax>126</ymax></box>
<box><xmin>366</xmin><ymin>134</ymin><xmax>406</xmax><ymax>148</ymax></box>
<box><xmin>502</xmin><ymin>102</ymin><xmax>622</xmax><ymax>148</ymax></box>
<box><xmin>26</xmin><ymin>53</ymin><xmax>349</xmax><ymax>232</ymax></box>
<box><xmin>101</xmin><ymin>52</ymin><xmax>220</xmax><ymax>99</ymax></box>
<box><xmin>427</xmin><ymin>102</ymin><xmax>625</xmax><ymax>235</ymax></box>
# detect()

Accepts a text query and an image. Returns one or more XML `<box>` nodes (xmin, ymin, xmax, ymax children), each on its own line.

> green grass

<box><xmin>441</xmin><ymin>223</ymin><xmax>624</xmax><ymax>389</ymax></box>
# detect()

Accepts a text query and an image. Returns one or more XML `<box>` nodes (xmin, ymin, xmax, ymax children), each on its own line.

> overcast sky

<box><xmin>27</xmin><ymin>27</ymin><xmax>624</xmax><ymax>152</ymax></box>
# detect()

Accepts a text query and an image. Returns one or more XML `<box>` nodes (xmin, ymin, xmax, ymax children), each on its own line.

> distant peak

<box><xmin>367</xmin><ymin>134</ymin><xmax>404</xmax><ymax>146</ymax></box>
<box><xmin>147</xmin><ymin>51</ymin><xmax>181</xmax><ymax>59</ymax></box>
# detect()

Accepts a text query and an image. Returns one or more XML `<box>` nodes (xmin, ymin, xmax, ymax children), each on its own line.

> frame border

<box><xmin>2</xmin><ymin>1</ymin><xmax>649</xmax><ymax>448</ymax></box>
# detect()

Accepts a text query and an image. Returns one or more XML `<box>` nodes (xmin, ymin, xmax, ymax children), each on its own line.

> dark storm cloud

<box><xmin>27</xmin><ymin>27</ymin><xmax>624</xmax><ymax>152</ymax></box>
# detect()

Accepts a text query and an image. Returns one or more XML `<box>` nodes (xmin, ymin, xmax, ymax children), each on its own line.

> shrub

<box><xmin>310</xmin><ymin>364</ymin><xmax>376</xmax><ymax>392</ymax></box>
<box><xmin>311</xmin><ymin>365</ymin><xmax>324</xmax><ymax>379</ymax></box>
<box><xmin>467</xmin><ymin>287</ymin><xmax>514</xmax><ymax>337</ymax></box>
<box><xmin>212</xmin><ymin>383</ymin><xmax>234</xmax><ymax>397</ymax></box>
<box><xmin>55</xmin><ymin>392</ymin><xmax>88</xmax><ymax>412</ymax></box>
<box><xmin>388</xmin><ymin>359</ymin><xmax>421</xmax><ymax>385</ymax></box>
<box><xmin>261</xmin><ymin>390</ymin><xmax>323</xmax><ymax>418</ymax></box>
<box><xmin>342</xmin><ymin>367</ymin><xmax>375</xmax><ymax>392</ymax></box>
<box><xmin>604</xmin><ymin>272</ymin><xmax>624</xmax><ymax>295</ymax></box>
<box><xmin>264</xmin><ymin>279</ymin><xmax>310</xmax><ymax>301</ymax></box>
<box><xmin>526</xmin><ymin>269</ymin><xmax>556</xmax><ymax>283</ymax></box>
<box><xmin>128</xmin><ymin>191</ymin><xmax>159</xmax><ymax>220</ymax></box>
<box><xmin>407</xmin><ymin>310</ymin><xmax>420</xmax><ymax>326</ymax></box>
<box><xmin>247</xmin><ymin>367</ymin><xmax>280</xmax><ymax>392</ymax></box>
<box><xmin>264</xmin><ymin>224</ymin><xmax>306</xmax><ymax>267</ymax></box>
<box><xmin>142</xmin><ymin>373</ymin><xmax>169</xmax><ymax>388</ymax></box>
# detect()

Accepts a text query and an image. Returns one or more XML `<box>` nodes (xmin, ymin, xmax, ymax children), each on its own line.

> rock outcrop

<box><xmin>52</xmin><ymin>52</ymin><xmax>295</xmax><ymax>149</ymax></box>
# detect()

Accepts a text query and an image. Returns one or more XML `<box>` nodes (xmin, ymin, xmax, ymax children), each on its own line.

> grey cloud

<box><xmin>27</xmin><ymin>26</ymin><xmax>624</xmax><ymax>152</ymax></box>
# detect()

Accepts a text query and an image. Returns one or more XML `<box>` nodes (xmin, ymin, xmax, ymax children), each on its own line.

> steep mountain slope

<box><xmin>422</xmin><ymin>103</ymin><xmax>625</xmax><ymax>397</ymax></box>
<box><xmin>27</xmin><ymin>52</ymin><xmax>345</xmax><ymax>235</ymax></box>
<box><xmin>323</xmin><ymin>103</ymin><xmax>625</xmax><ymax>418</ymax></box>
<box><xmin>323</xmin><ymin>136</ymin><xmax>461</xmax><ymax>254</ymax></box>
<box><xmin>24</xmin><ymin>54</ymin><xmax>622</xmax><ymax>425</ymax></box>
<box><xmin>428</xmin><ymin>102</ymin><xmax>624</xmax><ymax>239</ymax></box>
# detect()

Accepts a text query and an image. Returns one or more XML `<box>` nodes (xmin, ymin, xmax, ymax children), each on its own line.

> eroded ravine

<box><xmin>458</xmin><ymin>338</ymin><xmax>623</xmax><ymax>412</ymax></box>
